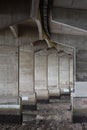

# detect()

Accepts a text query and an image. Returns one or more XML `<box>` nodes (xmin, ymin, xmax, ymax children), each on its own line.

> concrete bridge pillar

<box><xmin>19</xmin><ymin>44</ymin><xmax>36</xmax><ymax>110</ymax></box>
<box><xmin>59</xmin><ymin>54</ymin><xmax>70</xmax><ymax>96</ymax></box>
<box><xmin>48</xmin><ymin>48</ymin><xmax>60</xmax><ymax>99</ymax></box>
<box><xmin>35</xmin><ymin>49</ymin><xmax>49</xmax><ymax>103</ymax></box>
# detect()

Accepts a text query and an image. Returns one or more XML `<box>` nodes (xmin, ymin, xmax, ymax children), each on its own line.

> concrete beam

<box><xmin>53</xmin><ymin>0</ymin><xmax>87</xmax><ymax>10</ymax></box>
<box><xmin>9</xmin><ymin>25</ymin><xmax>18</xmax><ymax>38</ymax></box>
<box><xmin>50</xmin><ymin>20</ymin><xmax>87</xmax><ymax>36</ymax></box>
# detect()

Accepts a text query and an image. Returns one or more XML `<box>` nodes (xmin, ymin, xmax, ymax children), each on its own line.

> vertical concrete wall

<box><xmin>35</xmin><ymin>50</ymin><xmax>48</xmax><ymax>90</ymax></box>
<box><xmin>0</xmin><ymin>46</ymin><xmax>18</xmax><ymax>97</ymax></box>
<box><xmin>70</xmin><ymin>57</ymin><xmax>74</xmax><ymax>91</ymax></box>
<box><xmin>59</xmin><ymin>55</ymin><xmax>70</xmax><ymax>94</ymax></box>
<box><xmin>0</xmin><ymin>28</ymin><xmax>18</xmax><ymax>98</ymax></box>
<box><xmin>48</xmin><ymin>49</ymin><xmax>58</xmax><ymax>88</ymax></box>
<box><xmin>19</xmin><ymin>44</ymin><xmax>34</xmax><ymax>96</ymax></box>
<box><xmin>48</xmin><ymin>48</ymin><xmax>60</xmax><ymax>97</ymax></box>
<box><xmin>35</xmin><ymin>50</ymin><xmax>49</xmax><ymax>101</ymax></box>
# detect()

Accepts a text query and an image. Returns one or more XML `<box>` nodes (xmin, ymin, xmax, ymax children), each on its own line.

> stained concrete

<box><xmin>35</xmin><ymin>49</ymin><xmax>49</xmax><ymax>102</ymax></box>
<box><xmin>0</xmin><ymin>46</ymin><xmax>18</xmax><ymax>97</ymax></box>
<box><xmin>48</xmin><ymin>48</ymin><xmax>60</xmax><ymax>98</ymax></box>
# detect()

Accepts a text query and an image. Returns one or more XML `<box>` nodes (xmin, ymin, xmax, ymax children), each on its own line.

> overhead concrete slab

<box><xmin>53</xmin><ymin>0</ymin><xmax>87</xmax><ymax>10</ymax></box>
<box><xmin>0</xmin><ymin>0</ymin><xmax>39</xmax><ymax>29</ymax></box>
<box><xmin>52</xmin><ymin>7</ymin><xmax>87</xmax><ymax>31</ymax></box>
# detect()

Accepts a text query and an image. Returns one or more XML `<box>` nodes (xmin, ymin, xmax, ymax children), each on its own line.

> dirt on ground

<box><xmin>0</xmin><ymin>98</ymin><xmax>86</xmax><ymax>130</ymax></box>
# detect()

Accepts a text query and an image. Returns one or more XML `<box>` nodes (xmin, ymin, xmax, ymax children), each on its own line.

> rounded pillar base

<box><xmin>36</xmin><ymin>89</ymin><xmax>49</xmax><ymax>103</ymax></box>
<box><xmin>21</xmin><ymin>93</ymin><xmax>37</xmax><ymax>111</ymax></box>
<box><xmin>48</xmin><ymin>88</ymin><xmax>60</xmax><ymax>99</ymax></box>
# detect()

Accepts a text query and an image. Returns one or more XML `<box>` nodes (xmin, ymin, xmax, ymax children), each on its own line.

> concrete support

<box><xmin>70</xmin><ymin>57</ymin><xmax>74</xmax><ymax>92</ymax></box>
<box><xmin>35</xmin><ymin>49</ymin><xmax>49</xmax><ymax>103</ymax></box>
<box><xmin>0</xmin><ymin>46</ymin><xmax>18</xmax><ymax>97</ymax></box>
<box><xmin>48</xmin><ymin>48</ymin><xmax>60</xmax><ymax>99</ymax></box>
<box><xmin>19</xmin><ymin>44</ymin><xmax>36</xmax><ymax>110</ymax></box>
<box><xmin>51</xmin><ymin>0</ymin><xmax>87</xmax><ymax>122</ymax></box>
<box><xmin>0</xmin><ymin>44</ymin><xmax>22</xmax><ymax>123</ymax></box>
<box><xmin>0</xmin><ymin>97</ymin><xmax>22</xmax><ymax>124</ymax></box>
<box><xmin>59</xmin><ymin>54</ymin><xmax>70</xmax><ymax>95</ymax></box>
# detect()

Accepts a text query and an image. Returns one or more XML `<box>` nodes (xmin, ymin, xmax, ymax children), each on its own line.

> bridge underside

<box><xmin>0</xmin><ymin>0</ymin><xmax>87</xmax><ymax>124</ymax></box>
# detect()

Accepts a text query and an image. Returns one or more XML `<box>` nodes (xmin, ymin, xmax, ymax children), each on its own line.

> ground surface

<box><xmin>0</xmin><ymin>98</ymin><xmax>86</xmax><ymax>130</ymax></box>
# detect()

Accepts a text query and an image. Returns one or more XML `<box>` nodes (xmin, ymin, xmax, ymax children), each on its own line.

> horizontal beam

<box><xmin>53</xmin><ymin>0</ymin><xmax>87</xmax><ymax>10</ymax></box>
<box><xmin>50</xmin><ymin>20</ymin><xmax>87</xmax><ymax>36</ymax></box>
<box><xmin>9</xmin><ymin>25</ymin><xmax>18</xmax><ymax>38</ymax></box>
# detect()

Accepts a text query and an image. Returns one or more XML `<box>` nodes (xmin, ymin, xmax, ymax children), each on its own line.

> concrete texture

<box><xmin>59</xmin><ymin>55</ymin><xmax>70</xmax><ymax>94</ymax></box>
<box><xmin>0</xmin><ymin>46</ymin><xmax>18</xmax><ymax>97</ymax></box>
<box><xmin>48</xmin><ymin>48</ymin><xmax>60</xmax><ymax>98</ymax></box>
<box><xmin>19</xmin><ymin>44</ymin><xmax>34</xmax><ymax>95</ymax></box>
<box><xmin>19</xmin><ymin>44</ymin><xmax>36</xmax><ymax>109</ymax></box>
<box><xmin>0</xmin><ymin>0</ymin><xmax>39</xmax><ymax>29</ymax></box>
<box><xmin>35</xmin><ymin>49</ymin><xmax>49</xmax><ymax>101</ymax></box>
<box><xmin>51</xmin><ymin>1</ymin><xmax>87</xmax><ymax>82</ymax></box>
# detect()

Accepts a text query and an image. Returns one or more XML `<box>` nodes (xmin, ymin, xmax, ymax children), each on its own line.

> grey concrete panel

<box><xmin>0</xmin><ymin>28</ymin><xmax>18</xmax><ymax>46</ymax></box>
<box><xmin>52</xmin><ymin>7</ymin><xmax>87</xmax><ymax>30</ymax></box>
<box><xmin>48</xmin><ymin>48</ymin><xmax>60</xmax><ymax>97</ymax></box>
<box><xmin>48</xmin><ymin>49</ymin><xmax>58</xmax><ymax>88</ymax></box>
<box><xmin>0</xmin><ymin>0</ymin><xmax>33</xmax><ymax>29</ymax></box>
<box><xmin>53</xmin><ymin>0</ymin><xmax>87</xmax><ymax>10</ymax></box>
<box><xmin>19</xmin><ymin>44</ymin><xmax>34</xmax><ymax>96</ymax></box>
<box><xmin>70</xmin><ymin>58</ymin><xmax>74</xmax><ymax>91</ymax></box>
<box><xmin>51</xmin><ymin>34</ymin><xmax>87</xmax><ymax>81</ymax></box>
<box><xmin>59</xmin><ymin>55</ymin><xmax>70</xmax><ymax>93</ymax></box>
<box><xmin>35</xmin><ymin>49</ymin><xmax>49</xmax><ymax>101</ymax></box>
<box><xmin>0</xmin><ymin>46</ymin><xmax>18</xmax><ymax>97</ymax></box>
<box><xmin>19</xmin><ymin>25</ymin><xmax>39</xmax><ymax>45</ymax></box>
<box><xmin>35</xmin><ymin>50</ymin><xmax>48</xmax><ymax>90</ymax></box>
<box><xmin>19</xmin><ymin>44</ymin><xmax>36</xmax><ymax>109</ymax></box>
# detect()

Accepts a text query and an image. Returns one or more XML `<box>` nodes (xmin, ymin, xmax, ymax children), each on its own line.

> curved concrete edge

<box><xmin>48</xmin><ymin>87</ymin><xmax>60</xmax><ymax>99</ymax></box>
<box><xmin>0</xmin><ymin>97</ymin><xmax>22</xmax><ymax>124</ymax></box>
<box><xmin>35</xmin><ymin>89</ymin><xmax>49</xmax><ymax>103</ymax></box>
<box><xmin>60</xmin><ymin>87</ymin><xmax>70</xmax><ymax>95</ymax></box>
<box><xmin>33</xmin><ymin>39</ymin><xmax>51</xmax><ymax>53</ymax></box>
<box><xmin>35</xmin><ymin>19</ymin><xmax>43</xmax><ymax>40</ymax></box>
<box><xmin>21</xmin><ymin>93</ymin><xmax>37</xmax><ymax>111</ymax></box>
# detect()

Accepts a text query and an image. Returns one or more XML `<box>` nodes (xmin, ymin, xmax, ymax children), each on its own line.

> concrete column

<box><xmin>0</xmin><ymin>46</ymin><xmax>18</xmax><ymax>97</ymax></box>
<box><xmin>35</xmin><ymin>50</ymin><xmax>49</xmax><ymax>103</ymax></box>
<box><xmin>0</xmin><ymin>45</ymin><xmax>21</xmax><ymax>123</ymax></box>
<box><xmin>19</xmin><ymin>44</ymin><xmax>36</xmax><ymax>110</ymax></box>
<box><xmin>48</xmin><ymin>48</ymin><xmax>60</xmax><ymax>99</ymax></box>
<box><xmin>59</xmin><ymin>54</ymin><xmax>70</xmax><ymax>95</ymax></box>
<box><xmin>70</xmin><ymin>57</ymin><xmax>74</xmax><ymax>92</ymax></box>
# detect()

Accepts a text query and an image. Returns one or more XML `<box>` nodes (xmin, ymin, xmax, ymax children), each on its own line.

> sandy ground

<box><xmin>0</xmin><ymin>99</ymin><xmax>86</xmax><ymax>130</ymax></box>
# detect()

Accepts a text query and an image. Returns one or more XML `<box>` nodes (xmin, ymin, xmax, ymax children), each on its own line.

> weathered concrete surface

<box><xmin>51</xmin><ymin>34</ymin><xmax>87</xmax><ymax>81</ymax></box>
<box><xmin>18</xmin><ymin>23</ymin><xmax>40</xmax><ymax>44</ymax></box>
<box><xmin>53</xmin><ymin>0</ymin><xmax>87</xmax><ymax>10</ymax></box>
<box><xmin>48</xmin><ymin>48</ymin><xmax>60</xmax><ymax>98</ymax></box>
<box><xmin>35</xmin><ymin>49</ymin><xmax>49</xmax><ymax>102</ymax></box>
<box><xmin>19</xmin><ymin>44</ymin><xmax>36</xmax><ymax>109</ymax></box>
<box><xmin>52</xmin><ymin>7</ymin><xmax>87</xmax><ymax>31</ymax></box>
<box><xmin>70</xmin><ymin>58</ymin><xmax>74</xmax><ymax>92</ymax></box>
<box><xmin>0</xmin><ymin>46</ymin><xmax>18</xmax><ymax>97</ymax></box>
<box><xmin>59</xmin><ymin>54</ymin><xmax>70</xmax><ymax>94</ymax></box>
<box><xmin>51</xmin><ymin>1</ymin><xmax>87</xmax><ymax>82</ymax></box>
<box><xmin>19</xmin><ymin>44</ymin><xmax>34</xmax><ymax>95</ymax></box>
<box><xmin>0</xmin><ymin>0</ymin><xmax>39</xmax><ymax>29</ymax></box>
